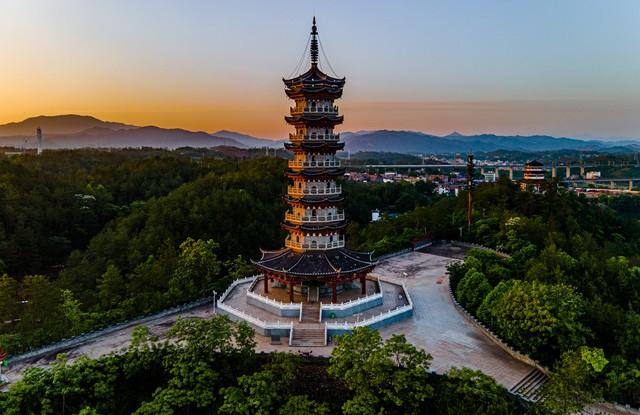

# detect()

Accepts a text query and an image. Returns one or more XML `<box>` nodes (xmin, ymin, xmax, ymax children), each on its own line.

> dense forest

<box><xmin>0</xmin><ymin>150</ymin><xmax>432</xmax><ymax>354</ymax></box>
<box><xmin>446</xmin><ymin>180</ymin><xmax>640</xmax><ymax>409</ymax></box>
<box><xmin>1</xmin><ymin>149</ymin><xmax>639</xmax><ymax>413</ymax></box>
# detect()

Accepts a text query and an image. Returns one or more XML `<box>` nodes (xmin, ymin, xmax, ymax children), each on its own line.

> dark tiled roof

<box><xmin>283</xmin><ymin>65</ymin><xmax>345</xmax><ymax>87</ymax></box>
<box><xmin>284</xmin><ymin>141</ymin><xmax>345</xmax><ymax>151</ymax></box>
<box><xmin>253</xmin><ymin>247</ymin><xmax>376</xmax><ymax>278</ymax></box>
<box><xmin>526</xmin><ymin>160</ymin><xmax>544</xmax><ymax>167</ymax></box>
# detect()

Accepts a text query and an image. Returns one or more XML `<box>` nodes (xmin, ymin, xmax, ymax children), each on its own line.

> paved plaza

<box><xmin>374</xmin><ymin>251</ymin><xmax>533</xmax><ymax>389</ymax></box>
<box><xmin>3</xmin><ymin>246</ymin><xmax>533</xmax><ymax>392</ymax></box>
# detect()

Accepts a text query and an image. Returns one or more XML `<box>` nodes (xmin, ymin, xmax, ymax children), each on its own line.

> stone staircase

<box><xmin>301</xmin><ymin>302</ymin><xmax>320</xmax><ymax>323</ymax></box>
<box><xmin>509</xmin><ymin>368</ymin><xmax>548</xmax><ymax>402</ymax></box>
<box><xmin>290</xmin><ymin>324</ymin><xmax>326</xmax><ymax>347</ymax></box>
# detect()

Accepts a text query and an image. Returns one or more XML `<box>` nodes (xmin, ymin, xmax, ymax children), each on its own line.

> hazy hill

<box><xmin>340</xmin><ymin>130</ymin><xmax>614</xmax><ymax>154</ymax></box>
<box><xmin>0</xmin><ymin>115</ymin><xmax>244</xmax><ymax>149</ymax></box>
<box><xmin>213</xmin><ymin>130</ymin><xmax>284</xmax><ymax>148</ymax></box>
<box><xmin>0</xmin><ymin>115</ymin><xmax>132</xmax><ymax>136</ymax></box>
<box><xmin>1</xmin><ymin>114</ymin><xmax>638</xmax><ymax>153</ymax></box>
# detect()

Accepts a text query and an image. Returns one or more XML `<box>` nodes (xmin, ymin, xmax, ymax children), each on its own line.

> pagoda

<box><xmin>253</xmin><ymin>17</ymin><xmax>376</xmax><ymax>304</ymax></box>
<box><xmin>520</xmin><ymin>160</ymin><xmax>546</xmax><ymax>192</ymax></box>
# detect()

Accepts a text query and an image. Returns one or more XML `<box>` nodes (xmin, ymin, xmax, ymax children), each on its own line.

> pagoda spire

<box><xmin>310</xmin><ymin>17</ymin><xmax>319</xmax><ymax>67</ymax></box>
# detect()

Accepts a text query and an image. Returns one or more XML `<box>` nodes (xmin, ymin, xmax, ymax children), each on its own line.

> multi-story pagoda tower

<box><xmin>253</xmin><ymin>17</ymin><xmax>376</xmax><ymax>304</ymax></box>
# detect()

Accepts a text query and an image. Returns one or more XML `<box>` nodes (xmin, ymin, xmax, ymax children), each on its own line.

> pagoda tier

<box><xmin>255</xmin><ymin>248</ymin><xmax>374</xmax><ymax>279</ymax></box>
<box><xmin>253</xmin><ymin>17</ymin><xmax>376</xmax><ymax>302</ymax></box>
<box><xmin>284</xmin><ymin>195</ymin><xmax>344</xmax><ymax>207</ymax></box>
<box><xmin>285</xmin><ymin>170</ymin><xmax>345</xmax><ymax>179</ymax></box>
<box><xmin>284</xmin><ymin>114</ymin><xmax>344</xmax><ymax>125</ymax></box>
<box><xmin>284</xmin><ymin>66</ymin><xmax>345</xmax><ymax>101</ymax></box>
<box><xmin>282</xmin><ymin>222</ymin><xmax>347</xmax><ymax>233</ymax></box>
<box><xmin>284</xmin><ymin>141</ymin><xmax>345</xmax><ymax>151</ymax></box>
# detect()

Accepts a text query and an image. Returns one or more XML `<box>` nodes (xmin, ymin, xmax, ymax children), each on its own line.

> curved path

<box><xmin>374</xmin><ymin>250</ymin><xmax>532</xmax><ymax>389</ymax></box>
<box><xmin>2</xmin><ymin>249</ymin><xmax>531</xmax><ymax>392</ymax></box>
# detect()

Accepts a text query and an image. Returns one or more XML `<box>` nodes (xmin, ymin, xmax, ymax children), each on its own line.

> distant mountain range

<box><xmin>340</xmin><ymin>130</ymin><xmax>640</xmax><ymax>154</ymax></box>
<box><xmin>0</xmin><ymin>115</ymin><xmax>282</xmax><ymax>149</ymax></box>
<box><xmin>1</xmin><ymin>115</ymin><xmax>638</xmax><ymax>154</ymax></box>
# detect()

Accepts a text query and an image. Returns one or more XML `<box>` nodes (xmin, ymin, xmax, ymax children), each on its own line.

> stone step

<box><xmin>301</xmin><ymin>303</ymin><xmax>320</xmax><ymax>323</ymax></box>
<box><xmin>509</xmin><ymin>369</ymin><xmax>548</xmax><ymax>402</ymax></box>
<box><xmin>290</xmin><ymin>327</ymin><xmax>326</xmax><ymax>346</ymax></box>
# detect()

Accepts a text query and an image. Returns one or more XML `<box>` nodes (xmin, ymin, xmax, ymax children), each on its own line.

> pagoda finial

<box><xmin>310</xmin><ymin>16</ymin><xmax>319</xmax><ymax>67</ymax></box>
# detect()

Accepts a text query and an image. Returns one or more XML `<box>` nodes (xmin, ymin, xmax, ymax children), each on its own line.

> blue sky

<box><xmin>1</xmin><ymin>0</ymin><xmax>639</xmax><ymax>138</ymax></box>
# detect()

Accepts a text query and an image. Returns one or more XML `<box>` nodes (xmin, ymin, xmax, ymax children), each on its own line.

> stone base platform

<box><xmin>217</xmin><ymin>275</ymin><xmax>413</xmax><ymax>346</ymax></box>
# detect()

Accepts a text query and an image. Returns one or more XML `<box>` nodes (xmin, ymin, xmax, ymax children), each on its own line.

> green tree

<box><xmin>219</xmin><ymin>353</ymin><xmax>297</xmax><ymax>415</ymax></box>
<box><xmin>225</xmin><ymin>255</ymin><xmax>255</xmax><ymax>280</ymax></box>
<box><xmin>477</xmin><ymin>280</ymin><xmax>587</xmax><ymax>361</ymax></box>
<box><xmin>435</xmin><ymin>367</ymin><xmax>519</xmax><ymax>415</ymax></box>
<box><xmin>526</xmin><ymin>243</ymin><xmax>577</xmax><ymax>284</ymax></box>
<box><xmin>539</xmin><ymin>347</ymin><xmax>608</xmax><ymax>415</ymax></box>
<box><xmin>97</xmin><ymin>263</ymin><xmax>125</xmax><ymax>309</ymax></box>
<box><xmin>0</xmin><ymin>275</ymin><xmax>19</xmax><ymax>326</ymax></box>
<box><xmin>167</xmin><ymin>238</ymin><xmax>222</xmax><ymax>303</ymax></box>
<box><xmin>455</xmin><ymin>269</ymin><xmax>492</xmax><ymax>313</ymax></box>
<box><xmin>329</xmin><ymin>328</ymin><xmax>433</xmax><ymax>415</ymax></box>
<box><xmin>135</xmin><ymin>316</ymin><xmax>256</xmax><ymax>414</ymax></box>
<box><xmin>60</xmin><ymin>289</ymin><xmax>88</xmax><ymax>336</ymax></box>
<box><xmin>278</xmin><ymin>395</ymin><xmax>329</xmax><ymax>415</ymax></box>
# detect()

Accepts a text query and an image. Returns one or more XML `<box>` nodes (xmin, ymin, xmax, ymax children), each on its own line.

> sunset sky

<box><xmin>1</xmin><ymin>0</ymin><xmax>639</xmax><ymax>139</ymax></box>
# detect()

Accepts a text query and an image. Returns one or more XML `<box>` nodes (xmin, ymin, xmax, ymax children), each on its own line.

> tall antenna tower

<box><xmin>36</xmin><ymin>127</ymin><xmax>43</xmax><ymax>155</ymax></box>
<box><xmin>466</xmin><ymin>152</ymin><xmax>474</xmax><ymax>233</ymax></box>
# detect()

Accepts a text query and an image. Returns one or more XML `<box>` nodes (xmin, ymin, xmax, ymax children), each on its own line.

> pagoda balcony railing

<box><xmin>289</xmin><ymin>106</ymin><xmax>339</xmax><ymax>115</ymax></box>
<box><xmin>289</xmin><ymin>133</ymin><xmax>340</xmax><ymax>141</ymax></box>
<box><xmin>287</xmin><ymin>185</ymin><xmax>342</xmax><ymax>196</ymax></box>
<box><xmin>285</xmin><ymin>239</ymin><xmax>345</xmax><ymax>250</ymax></box>
<box><xmin>285</xmin><ymin>212</ymin><xmax>345</xmax><ymax>224</ymax></box>
<box><xmin>288</xmin><ymin>160</ymin><xmax>341</xmax><ymax>168</ymax></box>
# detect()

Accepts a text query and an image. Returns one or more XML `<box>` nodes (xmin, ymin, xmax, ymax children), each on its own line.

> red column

<box><xmin>289</xmin><ymin>282</ymin><xmax>294</xmax><ymax>303</ymax></box>
<box><xmin>264</xmin><ymin>275</ymin><xmax>269</xmax><ymax>294</ymax></box>
<box><xmin>360</xmin><ymin>274</ymin><xmax>366</xmax><ymax>295</ymax></box>
<box><xmin>331</xmin><ymin>281</ymin><xmax>337</xmax><ymax>304</ymax></box>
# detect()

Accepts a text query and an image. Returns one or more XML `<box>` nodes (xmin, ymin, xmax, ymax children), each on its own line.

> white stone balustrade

<box><xmin>288</xmin><ymin>160</ymin><xmax>341</xmax><ymax>168</ymax></box>
<box><xmin>284</xmin><ymin>239</ymin><xmax>345</xmax><ymax>250</ymax></box>
<box><xmin>287</xmin><ymin>185</ymin><xmax>341</xmax><ymax>196</ymax></box>
<box><xmin>284</xmin><ymin>212</ymin><xmax>345</xmax><ymax>223</ymax></box>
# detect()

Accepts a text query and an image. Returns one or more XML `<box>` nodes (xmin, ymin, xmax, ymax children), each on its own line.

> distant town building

<box><xmin>483</xmin><ymin>172</ymin><xmax>497</xmax><ymax>183</ymax></box>
<box><xmin>371</xmin><ymin>209</ymin><xmax>381</xmax><ymax>222</ymax></box>
<box><xmin>520</xmin><ymin>160</ymin><xmax>546</xmax><ymax>192</ymax></box>
<box><xmin>585</xmin><ymin>171</ymin><xmax>601</xmax><ymax>180</ymax></box>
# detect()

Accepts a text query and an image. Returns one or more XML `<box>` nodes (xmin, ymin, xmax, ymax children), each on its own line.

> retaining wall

<box><xmin>8</xmin><ymin>296</ymin><xmax>212</xmax><ymax>366</ymax></box>
<box><xmin>449</xmin><ymin>286</ymin><xmax>549</xmax><ymax>375</ymax></box>
<box><xmin>320</xmin><ymin>293</ymin><xmax>383</xmax><ymax>319</ymax></box>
